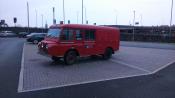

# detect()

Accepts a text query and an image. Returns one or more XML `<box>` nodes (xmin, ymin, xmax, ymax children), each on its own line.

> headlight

<box><xmin>45</xmin><ymin>44</ymin><xmax>48</xmax><ymax>49</ymax></box>
<box><xmin>41</xmin><ymin>44</ymin><xmax>44</xmax><ymax>48</ymax></box>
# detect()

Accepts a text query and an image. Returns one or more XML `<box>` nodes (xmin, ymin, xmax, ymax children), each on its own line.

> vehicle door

<box><xmin>74</xmin><ymin>29</ymin><xmax>85</xmax><ymax>56</ymax></box>
<box><xmin>84</xmin><ymin>29</ymin><xmax>96</xmax><ymax>55</ymax></box>
<box><xmin>59</xmin><ymin>28</ymin><xmax>75</xmax><ymax>52</ymax></box>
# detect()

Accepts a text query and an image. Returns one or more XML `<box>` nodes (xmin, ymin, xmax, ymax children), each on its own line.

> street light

<box><xmin>27</xmin><ymin>2</ymin><xmax>30</xmax><ymax>33</ymax></box>
<box><xmin>63</xmin><ymin>0</ymin><xmax>65</xmax><ymax>23</ymax></box>
<box><xmin>170</xmin><ymin>0</ymin><xmax>174</xmax><ymax>35</ymax></box>
<box><xmin>53</xmin><ymin>7</ymin><xmax>55</xmax><ymax>24</ymax></box>
<box><xmin>84</xmin><ymin>7</ymin><xmax>87</xmax><ymax>24</ymax></box>
<box><xmin>84</xmin><ymin>6</ymin><xmax>88</xmax><ymax>24</ymax></box>
<box><xmin>115</xmin><ymin>14</ymin><xmax>118</xmax><ymax>25</ymax></box>
<box><xmin>82</xmin><ymin>0</ymin><xmax>84</xmax><ymax>24</ymax></box>
<box><xmin>41</xmin><ymin>14</ymin><xmax>43</xmax><ymax>32</ymax></box>
<box><xmin>140</xmin><ymin>14</ymin><xmax>143</xmax><ymax>26</ymax></box>
<box><xmin>77</xmin><ymin>11</ymin><xmax>79</xmax><ymax>24</ymax></box>
<box><xmin>35</xmin><ymin>9</ymin><xmax>38</xmax><ymax>27</ymax></box>
<box><xmin>41</xmin><ymin>14</ymin><xmax>43</xmax><ymax>27</ymax></box>
<box><xmin>114</xmin><ymin>9</ymin><xmax>118</xmax><ymax>25</ymax></box>
<box><xmin>132</xmin><ymin>10</ymin><xmax>136</xmax><ymax>41</ymax></box>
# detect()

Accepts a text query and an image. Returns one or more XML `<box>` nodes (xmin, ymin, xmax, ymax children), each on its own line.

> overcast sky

<box><xmin>0</xmin><ymin>0</ymin><xmax>174</xmax><ymax>27</ymax></box>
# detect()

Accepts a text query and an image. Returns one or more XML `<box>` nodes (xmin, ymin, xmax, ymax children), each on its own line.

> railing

<box><xmin>0</xmin><ymin>27</ymin><xmax>48</xmax><ymax>33</ymax></box>
<box><xmin>120</xmin><ymin>32</ymin><xmax>175</xmax><ymax>43</ymax></box>
<box><xmin>0</xmin><ymin>26</ymin><xmax>175</xmax><ymax>43</ymax></box>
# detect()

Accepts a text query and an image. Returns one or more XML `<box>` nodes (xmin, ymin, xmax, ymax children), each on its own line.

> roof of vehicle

<box><xmin>50</xmin><ymin>24</ymin><xmax>119</xmax><ymax>31</ymax></box>
<box><xmin>1</xmin><ymin>31</ymin><xmax>13</xmax><ymax>33</ymax></box>
<box><xmin>29</xmin><ymin>33</ymin><xmax>46</xmax><ymax>35</ymax></box>
<box><xmin>19</xmin><ymin>32</ymin><xmax>29</xmax><ymax>34</ymax></box>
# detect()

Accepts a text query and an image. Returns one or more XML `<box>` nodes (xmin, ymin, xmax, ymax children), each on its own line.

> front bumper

<box><xmin>38</xmin><ymin>49</ymin><xmax>49</xmax><ymax>57</ymax></box>
<box><xmin>38</xmin><ymin>43</ymin><xmax>49</xmax><ymax>57</ymax></box>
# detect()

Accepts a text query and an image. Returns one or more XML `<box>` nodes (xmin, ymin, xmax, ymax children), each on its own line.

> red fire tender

<box><xmin>38</xmin><ymin>24</ymin><xmax>120</xmax><ymax>65</ymax></box>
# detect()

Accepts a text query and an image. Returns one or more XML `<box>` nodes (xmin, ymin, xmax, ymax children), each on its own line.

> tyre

<box><xmin>64</xmin><ymin>51</ymin><xmax>77</xmax><ymax>65</ymax></box>
<box><xmin>51</xmin><ymin>56</ymin><xmax>61</xmax><ymax>62</ymax></box>
<box><xmin>103</xmin><ymin>48</ymin><xmax>113</xmax><ymax>60</ymax></box>
<box><xmin>33</xmin><ymin>40</ymin><xmax>38</xmax><ymax>44</ymax></box>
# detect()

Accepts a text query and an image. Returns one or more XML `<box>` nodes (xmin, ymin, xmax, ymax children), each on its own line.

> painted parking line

<box><xmin>110</xmin><ymin>59</ymin><xmax>175</xmax><ymax>74</ymax></box>
<box><xmin>17</xmin><ymin>44</ymin><xmax>175</xmax><ymax>93</ymax></box>
<box><xmin>18</xmin><ymin>70</ymin><xmax>149</xmax><ymax>93</ymax></box>
<box><xmin>151</xmin><ymin>60</ymin><xmax>175</xmax><ymax>74</ymax></box>
<box><xmin>18</xmin><ymin>43</ymin><xmax>25</xmax><ymax>93</ymax></box>
<box><xmin>17</xmin><ymin>44</ymin><xmax>148</xmax><ymax>93</ymax></box>
<box><xmin>110</xmin><ymin>59</ymin><xmax>151</xmax><ymax>73</ymax></box>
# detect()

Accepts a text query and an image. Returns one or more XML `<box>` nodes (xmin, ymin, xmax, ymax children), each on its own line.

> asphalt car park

<box><xmin>1</xmin><ymin>38</ymin><xmax>175</xmax><ymax>98</ymax></box>
<box><xmin>18</xmin><ymin>42</ymin><xmax>175</xmax><ymax>93</ymax></box>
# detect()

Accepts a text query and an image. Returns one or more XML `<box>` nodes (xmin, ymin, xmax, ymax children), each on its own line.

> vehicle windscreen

<box><xmin>47</xmin><ymin>28</ymin><xmax>61</xmax><ymax>37</ymax></box>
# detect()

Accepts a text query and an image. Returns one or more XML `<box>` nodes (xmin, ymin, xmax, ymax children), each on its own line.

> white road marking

<box><xmin>18</xmin><ymin>72</ymin><xmax>150</xmax><ymax>93</ymax></box>
<box><xmin>18</xmin><ymin>43</ymin><xmax>25</xmax><ymax>93</ymax></box>
<box><xmin>151</xmin><ymin>60</ymin><xmax>175</xmax><ymax>74</ymax></box>
<box><xmin>17</xmin><ymin>44</ymin><xmax>175</xmax><ymax>93</ymax></box>
<box><xmin>110</xmin><ymin>59</ymin><xmax>151</xmax><ymax>73</ymax></box>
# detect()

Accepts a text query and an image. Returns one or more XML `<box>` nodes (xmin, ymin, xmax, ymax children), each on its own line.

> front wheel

<box><xmin>64</xmin><ymin>51</ymin><xmax>77</xmax><ymax>65</ymax></box>
<box><xmin>103</xmin><ymin>48</ymin><xmax>113</xmax><ymax>60</ymax></box>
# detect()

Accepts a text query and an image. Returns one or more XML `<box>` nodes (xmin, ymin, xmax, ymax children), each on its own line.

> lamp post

<box><xmin>115</xmin><ymin>15</ymin><xmax>118</xmax><ymax>25</ymax></box>
<box><xmin>63</xmin><ymin>0</ymin><xmax>65</xmax><ymax>23</ymax></box>
<box><xmin>170</xmin><ymin>0</ymin><xmax>174</xmax><ymax>35</ymax></box>
<box><xmin>27</xmin><ymin>2</ymin><xmax>29</xmax><ymax>33</ymax></box>
<box><xmin>53</xmin><ymin>7</ymin><xmax>55</xmax><ymax>24</ymax></box>
<box><xmin>41</xmin><ymin>14</ymin><xmax>43</xmax><ymax>28</ymax></box>
<box><xmin>41</xmin><ymin>14</ymin><xmax>43</xmax><ymax>32</ymax></box>
<box><xmin>84</xmin><ymin>6</ymin><xmax>88</xmax><ymax>24</ymax></box>
<box><xmin>84</xmin><ymin>7</ymin><xmax>87</xmax><ymax>24</ymax></box>
<box><xmin>140</xmin><ymin>14</ymin><xmax>143</xmax><ymax>26</ymax></box>
<box><xmin>114</xmin><ymin>9</ymin><xmax>118</xmax><ymax>25</ymax></box>
<box><xmin>132</xmin><ymin>10</ymin><xmax>136</xmax><ymax>41</ymax></box>
<box><xmin>35</xmin><ymin>9</ymin><xmax>37</xmax><ymax>27</ymax></box>
<box><xmin>77</xmin><ymin>11</ymin><xmax>79</xmax><ymax>24</ymax></box>
<box><xmin>82</xmin><ymin>0</ymin><xmax>84</xmax><ymax>24</ymax></box>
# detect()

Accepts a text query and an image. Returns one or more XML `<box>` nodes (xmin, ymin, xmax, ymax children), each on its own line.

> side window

<box><xmin>61</xmin><ymin>29</ymin><xmax>74</xmax><ymax>41</ymax></box>
<box><xmin>37</xmin><ymin>34</ymin><xmax>44</xmax><ymax>37</ymax></box>
<box><xmin>35</xmin><ymin>34</ymin><xmax>40</xmax><ymax>37</ymax></box>
<box><xmin>85</xmin><ymin>30</ymin><xmax>95</xmax><ymax>40</ymax></box>
<box><xmin>75</xmin><ymin>30</ymin><xmax>83</xmax><ymax>40</ymax></box>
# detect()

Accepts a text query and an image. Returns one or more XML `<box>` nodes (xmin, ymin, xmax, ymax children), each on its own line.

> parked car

<box><xmin>26</xmin><ymin>33</ymin><xmax>46</xmax><ymax>44</ymax></box>
<box><xmin>38</xmin><ymin>24</ymin><xmax>120</xmax><ymax>65</ymax></box>
<box><xmin>0</xmin><ymin>31</ymin><xmax>17</xmax><ymax>37</ymax></box>
<box><xmin>0</xmin><ymin>33</ymin><xmax>6</xmax><ymax>37</ymax></box>
<box><xmin>18</xmin><ymin>32</ymin><xmax>29</xmax><ymax>38</ymax></box>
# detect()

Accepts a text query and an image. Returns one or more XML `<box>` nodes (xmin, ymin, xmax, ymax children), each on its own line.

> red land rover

<box><xmin>38</xmin><ymin>24</ymin><xmax>120</xmax><ymax>65</ymax></box>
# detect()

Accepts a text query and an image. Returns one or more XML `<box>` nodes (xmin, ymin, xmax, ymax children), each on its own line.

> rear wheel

<box><xmin>64</xmin><ymin>51</ymin><xmax>77</xmax><ymax>65</ymax></box>
<box><xmin>103</xmin><ymin>48</ymin><xmax>113</xmax><ymax>60</ymax></box>
<box><xmin>51</xmin><ymin>56</ymin><xmax>61</xmax><ymax>62</ymax></box>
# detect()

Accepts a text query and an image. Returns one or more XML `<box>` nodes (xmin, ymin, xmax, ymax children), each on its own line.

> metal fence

<box><xmin>120</xmin><ymin>33</ymin><xmax>175</xmax><ymax>43</ymax></box>
<box><xmin>1</xmin><ymin>26</ymin><xmax>175</xmax><ymax>43</ymax></box>
<box><xmin>116</xmin><ymin>25</ymin><xmax>175</xmax><ymax>43</ymax></box>
<box><xmin>0</xmin><ymin>27</ymin><xmax>48</xmax><ymax>33</ymax></box>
